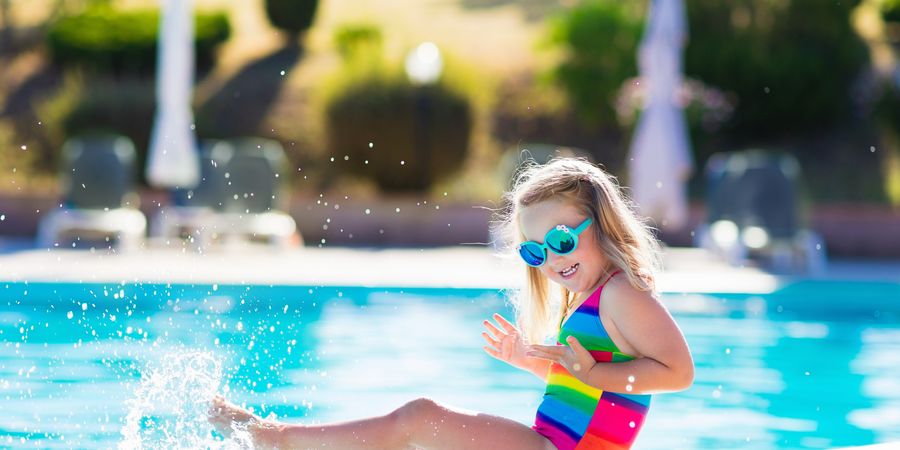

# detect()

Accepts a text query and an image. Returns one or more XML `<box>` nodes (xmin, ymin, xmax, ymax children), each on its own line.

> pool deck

<box><xmin>0</xmin><ymin>243</ymin><xmax>897</xmax><ymax>291</ymax></box>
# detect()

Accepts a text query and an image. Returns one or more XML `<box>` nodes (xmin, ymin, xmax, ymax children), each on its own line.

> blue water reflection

<box><xmin>0</xmin><ymin>281</ymin><xmax>898</xmax><ymax>448</ymax></box>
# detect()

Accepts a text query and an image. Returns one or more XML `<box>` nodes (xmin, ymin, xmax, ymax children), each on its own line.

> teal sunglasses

<box><xmin>517</xmin><ymin>218</ymin><xmax>593</xmax><ymax>267</ymax></box>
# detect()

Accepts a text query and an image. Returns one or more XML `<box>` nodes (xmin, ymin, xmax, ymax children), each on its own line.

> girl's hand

<box><xmin>481</xmin><ymin>313</ymin><xmax>532</xmax><ymax>371</ymax></box>
<box><xmin>526</xmin><ymin>336</ymin><xmax>596</xmax><ymax>383</ymax></box>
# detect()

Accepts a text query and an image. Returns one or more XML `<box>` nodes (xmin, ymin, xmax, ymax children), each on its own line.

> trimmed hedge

<box><xmin>325</xmin><ymin>76</ymin><xmax>473</xmax><ymax>192</ymax></box>
<box><xmin>46</xmin><ymin>7</ymin><xmax>230</xmax><ymax>76</ymax></box>
<box><xmin>264</xmin><ymin>0</ymin><xmax>319</xmax><ymax>38</ymax></box>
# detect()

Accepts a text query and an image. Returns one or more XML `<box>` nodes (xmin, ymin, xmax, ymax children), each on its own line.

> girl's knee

<box><xmin>394</xmin><ymin>397</ymin><xmax>443</xmax><ymax>423</ymax></box>
<box><xmin>388</xmin><ymin>397</ymin><xmax>443</xmax><ymax>445</ymax></box>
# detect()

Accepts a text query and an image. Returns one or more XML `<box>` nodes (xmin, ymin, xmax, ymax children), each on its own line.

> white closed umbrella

<box><xmin>627</xmin><ymin>0</ymin><xmax>692</xmax><ymax>231</ymax></box>
<box><xmin>146</xmin><ymin>0</ymin><xmax>200</xmax><ymax>188</ymax></box>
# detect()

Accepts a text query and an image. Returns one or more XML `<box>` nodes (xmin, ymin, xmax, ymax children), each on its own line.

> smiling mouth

<box><xmin>560</xmin><ymin>263</ymin><xmax>579</xmax><ymax>278</ymax></box>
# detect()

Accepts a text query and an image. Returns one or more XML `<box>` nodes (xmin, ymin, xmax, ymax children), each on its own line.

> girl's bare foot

<box><xmin>208</xmin><ymin>395</ymin><xmax>283</xmax><ymax>448</ymax></box>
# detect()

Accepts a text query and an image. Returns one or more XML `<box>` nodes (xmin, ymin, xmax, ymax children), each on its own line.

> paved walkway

<box><xmin>0</xmin><ymin>244</ymin><xmax>896</xmax><ymax>292</ymax></box>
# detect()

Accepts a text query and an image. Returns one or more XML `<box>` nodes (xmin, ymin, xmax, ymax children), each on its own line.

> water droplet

<box><xmin>870</xmin><ymin>146</ymin><xmax>876</xmax><ymax>153</ymax></box>
<box><xmin>66</xmin><ymin>311</ymin><xmax>73</xmax><ymax>319</ymax></box>
<box><xmin>20</xmin><ymin>145</ymin><xmax>26</xmax><ymax>151</ymax></box>
<box><xmin>280</xmin><ymin>70</ymin><xmax>286</xmax><ymax>76</ymax></box>
<box><xmin>368</xmin><ymin>142</ymin><xmax>374</xmax><ymax>148</ymax></box>
<box><xmin>628</xmin><ymin>375</ymin><xmax>635</xmax><ymax>383</ymax></box>
<box><xmin>365</xmin><ymin>209</ymin><xmax>371</xmax><ymax>215</ymax></box>
<box><xmin>629</xmin><ymin>421</ymin><xmax>636</xmax><ymax>428</ymax></box>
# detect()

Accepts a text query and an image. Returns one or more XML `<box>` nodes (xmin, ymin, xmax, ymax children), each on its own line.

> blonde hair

<box><xmin>492</xmin><ymin>158</ymin><xmax>663</xmax><ymax>344</ymax></box>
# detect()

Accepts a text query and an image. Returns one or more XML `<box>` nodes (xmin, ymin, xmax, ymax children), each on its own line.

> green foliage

<box><xmin>46</xmin><ymin>6</ymin><xmax>230</xmax><ymax>76</ymax></box>
<box><xmin>548</xmin><ymin>1</ymin><xmax>644</xmax><ymax>126</ymax></box>
<box><xmin>334</xmin><ymin>23</ymin><xmax>383</xmax><ymax>62</ymax></box>
<box><xmin>874</xmin><ymin>82</ymin><xmax>900</xmax><ymax>133</ymax></box>
<box><xmin>883</xmin><ymin>0</ymin><xmax>900</xmax><ymax>22</ymax></box>
<box><xmin>264</xmin><ymin>0</ymin><xmax>319</xmax><ymax>38</ymax></box>
<box><xmin>684</xmin><ymin>0</ymin><xmax>868</xmax><ymax>144</ymax></box>
<box><xmin>325</xmin><ymin>72</ymin><xmax>474</xmax><ymax>192</ymax></box>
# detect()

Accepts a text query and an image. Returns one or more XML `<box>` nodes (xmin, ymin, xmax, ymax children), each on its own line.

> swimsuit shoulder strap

<box><xmin>599</xmin><ymin>268</ymin><xmax>623</xmax><ymax>288</ymax></box>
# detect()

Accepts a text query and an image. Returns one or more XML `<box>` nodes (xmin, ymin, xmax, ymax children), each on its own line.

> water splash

<box><xmin>119</xmin><ymin>351</ymin><xmax>251</xmax><ymax>449</ymax></box>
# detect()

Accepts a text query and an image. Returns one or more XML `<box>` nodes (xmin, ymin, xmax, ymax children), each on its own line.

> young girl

<box><xmin>209</xmin><ymin>158</ymin><xmax>694</xmax><ymax>449</ymax></box>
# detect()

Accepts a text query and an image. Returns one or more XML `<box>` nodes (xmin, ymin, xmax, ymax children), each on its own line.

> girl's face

<box><xmin>518</xmin><ymin>199</ymin><xmax>609</xmax><ymax>294</ymax></box>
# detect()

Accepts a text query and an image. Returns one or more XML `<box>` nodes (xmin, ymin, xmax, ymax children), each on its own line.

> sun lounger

<box><xmin>150</xmin><ymin>138</ymin><xmax>300</xmax><ymax>248</ymax></box>
<box><xmin>37</xmin><ymin>133</ymin><xmax>147</xmax><ymax>250</ymax></box>
<box><xmin>696</xmin><ymin>149</ymin><xmax>826</xmax><ymax>273</ymax></box>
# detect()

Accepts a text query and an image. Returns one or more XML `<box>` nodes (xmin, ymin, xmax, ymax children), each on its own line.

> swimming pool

<box><xmin>0</xmin><ymin>280</ymin><xmax>898</xmax><ymax>449</ymax></box>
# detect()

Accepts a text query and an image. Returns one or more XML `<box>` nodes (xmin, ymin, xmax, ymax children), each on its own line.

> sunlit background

<box><xmin>1</xmin><ymin>0</ymin><xmax>899</xmax><ymax>449</ymax></box>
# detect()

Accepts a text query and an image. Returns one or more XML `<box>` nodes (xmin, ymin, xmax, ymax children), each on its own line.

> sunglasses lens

<box><xmin>547</xmin><ymin>229</ymin><xmax>576</xmax><ymax>254</ymax></box>
<box><xmin>518</xmin><ymin>243</ymin><xmax>545</xmax><ymax>266</ymax></box>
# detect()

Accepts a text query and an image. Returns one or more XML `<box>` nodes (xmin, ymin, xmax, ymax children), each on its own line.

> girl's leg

<box><xmin>209</xmin><ymin>396</ymin><xmax>556</xmax><ymax>450</ymax></box>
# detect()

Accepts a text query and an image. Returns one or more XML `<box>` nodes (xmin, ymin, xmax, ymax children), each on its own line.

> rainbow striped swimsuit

<box><xmin>532</xmin><ymin>274</ymin><xmax>651</xmax><ymax>450</ymax></box>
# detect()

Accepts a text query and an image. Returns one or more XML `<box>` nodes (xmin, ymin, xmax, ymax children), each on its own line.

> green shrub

<box><xmin>46</xmin><ymin>6</ymin><xmax>230</xmax><ymax>76</ymax></box>
<box><xmin>883</xmin><ymin>0</ymin><xmax>900</xmax><ymax>22</ymax></box>
<box><xmin>334</xmin><ymin>23</ymin><xmax>383</xmax><ymax>62</ymax></box>
<box><xmin>547</xmin><ymin>1</ymin><xmax>644</xmax><ymax>127</ymax></box>
<box><xmin>325</xmin><ymin>73</ymin><xmax>473</xmax><ymax>192</ymax></box>
<box><xmin>264</xmin><ymin>0</ymin><xmax>319</xmax><ymax>39</ymax></box>
<box><xmin>684</xmin><ymin>0</ymin><xmax>868</xmax><ymax>144</ymax></box>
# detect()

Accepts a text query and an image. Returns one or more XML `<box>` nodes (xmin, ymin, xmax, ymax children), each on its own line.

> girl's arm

<box><xmin>527</xmin><ymin>279</ymin><xmax>694</xmax><ymax>394</ymax></box>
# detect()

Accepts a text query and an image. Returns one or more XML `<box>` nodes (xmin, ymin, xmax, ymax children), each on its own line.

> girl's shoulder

<box><xmin>599</xmin><ymin>272</ymin><xmax>662</xmax><ymax>315</ymax></box>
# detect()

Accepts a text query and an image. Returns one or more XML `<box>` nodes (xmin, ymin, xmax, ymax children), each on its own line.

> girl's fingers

<box><xmin>528</xmin><ymin>344</ymin><xmax>565</xmax><ymax>355</ymax></box>
<box><xmin>492</xmin><ymin>313</ymin><xmax>518</xmax><ymax>334</ymax></box>
<box><xmin>482</xmin><ymin>320</ymin><xmax>505</xmax><ymax>340</ymax></box>
<box><xmin>481</xmin><ymin>332</ymin><xmax>500</xmax><ymax>349</ymax></box>
<box><xmin>565</xmin><ymin>336</ymin><xmax>591</xmax><ymax>359</ymax></box>
<box><xmin>525</xmin><ymin>349</ymin><xmax>557</xmax><ymax>362</ymax></box>
<box><xmin>483</xmin><ymin>346</ymin><xmax>502</xmax><ymax>360</ymax></box>
<box><xmin>526</xmin><ymin>345</ymin><xmax>560</xmax><ymax>356</ymax></box>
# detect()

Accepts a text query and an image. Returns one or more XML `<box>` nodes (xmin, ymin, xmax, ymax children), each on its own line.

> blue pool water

<box><xmin>0</xmin><ymin>280</ymin><xmax>899</xmax><ymax>449</ymax></box>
